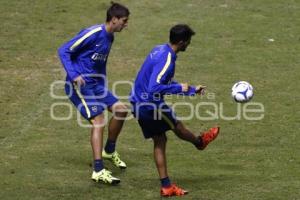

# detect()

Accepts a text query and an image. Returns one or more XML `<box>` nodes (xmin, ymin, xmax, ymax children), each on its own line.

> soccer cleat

<box><xmin>102</xmin><ymin>151</ymin><xmax>127</xmax><ymax>169</ymax></box>
<box><xmin>91</xmin><ymin>169</ymin><xmax>120</xmax><ymax>185</ymax></box>
<box><xmin>160</xmin><ymin>184</ymin><xmax>188</xmax><ymax>197</ymax></box>
<box><xmin>197</xmin><ymin>127</ymin><xmax>220</xmax><ymax>150</ymax></box>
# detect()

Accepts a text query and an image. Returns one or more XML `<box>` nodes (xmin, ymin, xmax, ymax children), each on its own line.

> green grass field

<box><xmin>1</xmin><ymin>0</ymin><xmax>300</xmax><ymax>199</ymax></box>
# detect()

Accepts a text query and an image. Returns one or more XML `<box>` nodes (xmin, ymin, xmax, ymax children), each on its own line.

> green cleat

<box><xmin>102</xmin><ymin>151</ymin><xmax>127</xmax><ymax>169</ymax></box>
<box><xmin>91</xmin><ymin>169</ymin><xmax>120</xmax><ymax>185</ymax></box>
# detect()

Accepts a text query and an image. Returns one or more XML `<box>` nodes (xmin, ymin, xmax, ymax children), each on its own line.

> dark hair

<box><xmin>169</xmin><ymin>24</ymin><xmax>195</xmax><ymax>44</ymax></box>
<box><xmin>106</xmin><ymin>2</ymin><xmax>130</xmax><ymax>22</ymax></box>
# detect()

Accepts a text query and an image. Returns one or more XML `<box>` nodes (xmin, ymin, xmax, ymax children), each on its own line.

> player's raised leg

<box><xmin>90</xmin><ymin>114</ymin><xmax>120</xmax><ymax>185</ymax></box>
<box><xmin>174</xmin><ymin>121</ymin><xmax>220</xmax><ymax>150</ymax></box>
<box><xmin>102</xmin><ymin>102</ymin><xmax>128</xmax><ymax>169</ymax></box>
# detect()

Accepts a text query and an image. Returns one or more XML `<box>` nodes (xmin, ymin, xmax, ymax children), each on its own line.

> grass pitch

<box><xmin>1</xmin><ymin>0</ymin><xmax>299</xmax><ymax>199</ymax></box>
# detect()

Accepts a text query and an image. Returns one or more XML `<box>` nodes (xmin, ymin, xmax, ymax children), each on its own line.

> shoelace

<box><xmin>104</xmin><ymin>172</ymin><xmax>114</xmax><ymax>181</ymax></box>
<box><xmin>112</xmin><ymin>152</ymin><xmax>122</xmax><ymax>164</ymax></box>
<box><xmin>100</xmin><ymin>170</ymin><xmax>114</xmax><ymax>183</ymax></box>
<box><xmin>172</xmin><ymin>185</ymin><xmax>186</xmax><ymax>195</ymax></box>
<box><xmin>100</xmin><ymin>169</ymin><xmax>112</xmax><ymax>176</ymax></box>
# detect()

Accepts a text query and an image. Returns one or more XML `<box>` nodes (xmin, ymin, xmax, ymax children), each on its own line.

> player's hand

<box><xmin>180</xmin><ymin>83</ymin><xmax>189</xmax><ymax>92</ymax></box>
<box><xmin>196</xmin><ymin>85</ymin><xmax>206</xmax><ymax>95</ymax></box>
<box><xmin>73</xmin><ymin>75</ymin><xmax>86</xmax><ymax>86</ymax></box>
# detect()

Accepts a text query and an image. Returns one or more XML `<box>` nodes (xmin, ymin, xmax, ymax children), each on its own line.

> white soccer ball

<box><xmin>231</xmin><ymin>81</ymin><xmax>254</xmax><ymax>103</ymax></box>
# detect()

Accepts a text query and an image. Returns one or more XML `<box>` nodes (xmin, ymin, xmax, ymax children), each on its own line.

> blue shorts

<box><xmin>131</xmin><ymin>103</ymin><xmax>178</xmax><ymax>139</ymax></box>
<box><xmin>65</xmin><ymin>81</ymin><xmax>118</xmax><ymax>120</ymax></box>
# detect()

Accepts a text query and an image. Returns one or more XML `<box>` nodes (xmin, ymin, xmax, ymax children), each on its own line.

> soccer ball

<box><xmin>231</xmin><ymin>81</ymin><xmax>254</xmax><ymax>103</ymax></box>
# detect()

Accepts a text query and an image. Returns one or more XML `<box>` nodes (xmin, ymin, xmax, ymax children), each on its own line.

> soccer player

<box><xmin>58</xmin><ymin>2</ymin><xmax>130</xmax><ymax>185</ymax></box>
<box><xmin>130</xmin><ymin>24</ymin><xmax>220</xmax><ymax>197</ymax></box>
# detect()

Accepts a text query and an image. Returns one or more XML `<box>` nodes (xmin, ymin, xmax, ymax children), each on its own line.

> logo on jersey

<box><xmin>91</xmin><ymin>106</ymin><xmax>98</xmax><ymax>113</ymax></box>
<box><xmin>91</xmin><ymin>53</ymin><xmax>108</xmax><ymax>62</ymax></box>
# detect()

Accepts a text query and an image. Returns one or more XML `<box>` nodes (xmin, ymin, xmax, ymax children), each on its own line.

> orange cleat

<box><xmin>160</xmin><ymin>184</ymin><xmax>188</xmax><ymax>197</ymax></box>
<box><xmin>197</xmin><ymin>127</ymin><xmax>220</xmax><ymax>150</ymax></box>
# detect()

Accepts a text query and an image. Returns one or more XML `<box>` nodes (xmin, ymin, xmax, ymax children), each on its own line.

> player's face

<box><xmin>113</xmin><ymin>17</ymin><xmax>129</xmax><ymax>32</ymax></box>
<box><xmin>179</xmin><ymin>39</ymin><xmax>191</xmax><ymax>52</ymax></box>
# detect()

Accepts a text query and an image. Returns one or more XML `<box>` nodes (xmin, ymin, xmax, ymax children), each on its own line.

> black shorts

<box><xmin>131</xmin><ymin>103</ymin><xmax>178</xmax><ymax>138</ymax></box>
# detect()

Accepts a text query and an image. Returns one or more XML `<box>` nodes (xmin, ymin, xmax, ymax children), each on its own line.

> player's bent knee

<box><xmin>114</xmin><ymin>104</ymin><xmax>128</xmax><ymax>117</ymax></box>
<box><xmin>90</xmin><ymin>114</ymin><xmax>106</xmax><ymax>127</ymax></box>
<box><xmin>110</xmin><ymin>102</ymin><xmax>127</xmax><ymax>111</ymax></box>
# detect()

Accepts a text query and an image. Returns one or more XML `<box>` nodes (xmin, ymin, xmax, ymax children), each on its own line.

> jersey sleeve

<box><xmin>147</xmin><ymin>52</ymin><xmax>196</xmax><ymax>96</ymax></box>
<box><xmin>170</xmin><ymin>79</ymin><xmax>196</xmax><ymax>95</ymax></box>
<box><xmin>58</xmin><ymin>26</ymin><xmax>102</xmax><ymax>81</ymax></box>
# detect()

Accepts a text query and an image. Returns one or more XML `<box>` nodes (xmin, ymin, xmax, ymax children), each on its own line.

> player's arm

<box><xmin>148</xmin><ymin>52</ymin><xmax>196</xmax><ymax>96</ymax></box>
<box><xmin>58</xmin><ymin>43</ymin><xmax>80</xmax><ymax>82</ymax></box>
<box><xmin>58</xmin><ymin>27</ymin><xmax>101</xmax><ymax>83</ymax></box>
<box><xmin>169</xmin><ymin>80</ymin><xmax>194</xmax><ymax>95</ymax></box>
<box><xmin>171</xmin><ymin>76</ymin><xmax>206</xmax><ymax>95</ymax></box>
<box><xmin>170</xmin><ymin>79</ymin><xmax>179</xmax><ymax>85</ymax></box>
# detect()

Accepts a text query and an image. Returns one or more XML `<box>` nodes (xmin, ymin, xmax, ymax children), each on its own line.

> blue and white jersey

<box><xmin>130</xmin><ymin>44</ymin><xmax>196</xmax><ymax>105</ymax></box>
<box><xmin>58</xmin><ymin>24</ymin><xmax>113</xmax><ymax>85</ymax></box>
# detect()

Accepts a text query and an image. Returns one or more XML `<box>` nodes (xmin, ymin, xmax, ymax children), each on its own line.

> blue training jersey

<box><xmin>58</xmin><ymin>24</ymin><xmax>113</xmax><ymax>85</ymax></box>
<box><xmin>130</xmin><ymin>44</ymin><xmax>196</xmax><ymax>105</ymax></box>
